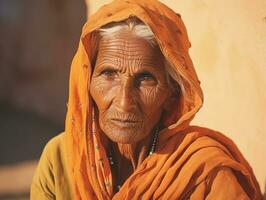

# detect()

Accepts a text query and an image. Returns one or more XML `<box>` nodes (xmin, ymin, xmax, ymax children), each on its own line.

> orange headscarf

<box><xmin>65</xmin><ymin>0</ymin><xmax>262</xmax><ymax>199</ymax></box>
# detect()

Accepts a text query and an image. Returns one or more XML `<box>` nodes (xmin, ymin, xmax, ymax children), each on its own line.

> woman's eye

<box><xmin>137</xmin><ymin>72</ymin><xmax>157</xmax><ymax>85</ymax></box>
<box><xmin>100</xmin><ymin>69</ymin><xmax>117</xmax><ymax>77</ymax></box>
<box><xmin>139</xmin><ymin>72</ymin><xmax>155</xmax><ymax>81</ymax></box>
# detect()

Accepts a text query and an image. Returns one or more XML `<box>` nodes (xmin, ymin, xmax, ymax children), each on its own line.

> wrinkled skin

<box><xmin>90</xmin><ymin>30</ymin><xmax>172</xmax><ymax>144</ymax></box>
<box><xmin>90</xmin><ymin>29</ymin><xmax>173</xmax><ymax>188</ymax></box>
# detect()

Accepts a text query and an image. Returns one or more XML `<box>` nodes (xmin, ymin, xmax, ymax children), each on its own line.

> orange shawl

<box><xmin>65</xmin><ymin>0</ymin><xmax>262</xmax><ymax>199</ymax></box>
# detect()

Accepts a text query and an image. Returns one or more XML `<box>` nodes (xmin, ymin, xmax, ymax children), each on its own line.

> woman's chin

<box><xmin>100</xmin><ymin>120</ymin><xmax>146</xmax><ymax>144</ymax></box>
<box><xmin>103</xmin><ymin>127</ymin><xmax>145</xmax><ymax>144</ymax></box>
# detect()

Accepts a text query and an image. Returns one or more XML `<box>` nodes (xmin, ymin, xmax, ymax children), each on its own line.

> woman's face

<box><xmin>90</xmin><ymin>30</ymin><xmax>172</xmax><ymax>144</ymax></box>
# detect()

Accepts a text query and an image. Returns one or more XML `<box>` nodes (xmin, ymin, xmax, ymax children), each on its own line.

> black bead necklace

<box><xmin>149</xmin><ymin>126</ymin><xmax>160</xmax><ymax>155</ymax></box>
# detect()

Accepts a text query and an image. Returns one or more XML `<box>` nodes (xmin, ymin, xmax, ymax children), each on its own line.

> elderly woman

<box><xmin>30</xmin><ymin>0</ymin><xmax>262</xmax><ymax>199</ymax></box>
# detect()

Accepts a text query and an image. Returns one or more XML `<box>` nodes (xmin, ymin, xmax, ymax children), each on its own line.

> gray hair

<box><xmin>98</xmin><ymin>17</ymin><xmax>185</xmax><ymax>97</ymax></box>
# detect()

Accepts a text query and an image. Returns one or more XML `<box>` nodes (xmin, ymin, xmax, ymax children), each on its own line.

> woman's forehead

<box><xmin>97</xmin><ymin>31</ymin><xmax>163</xmax><ymax>63</ymax></box>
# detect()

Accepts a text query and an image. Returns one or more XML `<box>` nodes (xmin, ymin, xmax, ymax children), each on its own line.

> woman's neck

<box><xmin>100</xmin><ymin>130</ymin><xmax>152</xmax><ymax>168</ymax></box>
<box><xmin>113</xmin><ymin>136</ymin><xmax>150</xmax><ymax>170</ymax></box>
<box><xmin>109</xmin><ymin>137</ymin><xmax>150</xmax><ymax>190</ymax></box>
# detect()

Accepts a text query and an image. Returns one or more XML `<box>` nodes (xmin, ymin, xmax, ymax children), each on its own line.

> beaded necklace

<box><xmin>107</xmin><ymin>126</ymin><xmax>160</xmax><ymax>191</ymax></box>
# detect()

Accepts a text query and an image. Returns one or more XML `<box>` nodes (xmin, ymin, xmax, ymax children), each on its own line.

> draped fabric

<box><xmin>31</xmin><ymin>0</ymin><xmax>262</xmax><ymax>199</ymax></box>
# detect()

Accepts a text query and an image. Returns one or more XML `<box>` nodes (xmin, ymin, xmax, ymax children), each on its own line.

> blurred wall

<box><xmin>0</xmin><ymin>0</ymin><xmax>86</xmax><ymax>124</ymax></box>
<box><xmin>0</xmin><ymin>0</ymin><xmax>86</xmax><ymax>198</ymax></box>
<box><xmin>87</xmin><ymin>0</ymin><xmax>266</xmax><ymax>193</ymax></box>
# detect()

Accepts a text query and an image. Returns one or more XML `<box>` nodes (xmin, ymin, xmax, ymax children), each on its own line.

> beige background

<box><xmin>87</xmin><ymin>0</ymin><xmax>266</xmax><ymax>193</ymax></box>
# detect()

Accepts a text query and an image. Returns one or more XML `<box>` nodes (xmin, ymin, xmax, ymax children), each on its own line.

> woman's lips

<box><xmin>112</xmin><ymin>118</ymin><xmax>140</xmax><ymax>122</ymax></box>
<box><xmin>110</xmin><ymin>118</ymin><xmax>142</xmax><ymax>127</ymax></box>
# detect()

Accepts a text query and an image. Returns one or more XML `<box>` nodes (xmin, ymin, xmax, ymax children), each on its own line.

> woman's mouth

<box><xmin>110</xmin><ymin>118</ymin><xmax>142</xmax><ymax>127</ymax></box>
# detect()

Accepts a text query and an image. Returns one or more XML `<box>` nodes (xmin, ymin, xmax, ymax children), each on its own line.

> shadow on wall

<box><xmin>0</xmin><ymin>0</ymin><xmax>86</xmax><ymax>199</ymax></box>
<box><xmin>263</xmin><ymin>181</ymin><xmax>266</xmax><ymax>200</ymax></box>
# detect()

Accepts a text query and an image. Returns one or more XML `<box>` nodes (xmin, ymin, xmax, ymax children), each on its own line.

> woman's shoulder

<box><xmin>178</xmin><ymin>125</ymin><xmax>252</xmax><ymax>172</ymax></box>
<box><xmin>182</xmin><ymin>125</ymin><xmax>244</xmax><ymax>156</ymax></box>
<box><xmin>36</xmin><ymin>132</ymin><xmax>68</xmax><ymax>168</ymax></box>
<box><xmin>172</xmin><ymin>125</ymin><xmax>262</xmax><ymax>199</ymax></box>
<box><xmin>30</xmin><ymin>132</ymin><xmax>73</xmax><ymax>200</ymax></box>
<box><xmin>42</xmin><ymin>132</ymin><xmax>66</xmax><ymax>157</ymax></box>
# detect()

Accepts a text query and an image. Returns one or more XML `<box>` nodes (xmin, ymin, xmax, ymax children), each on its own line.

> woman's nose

<box><xmin>114</xmin><ymin>80</ymin><xmax>137</xmax><ymax>112</ymax></box>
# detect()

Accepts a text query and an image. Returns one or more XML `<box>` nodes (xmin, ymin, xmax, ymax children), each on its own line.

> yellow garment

<box><xmin>31</xmin><ymin>133</ymin><xmax>74</xmax><ymax>200</ymax></box>
<box><xmin>31</xmin><ymin>0</ymin><xmax>262</xmax><ymax>199</ymax></box>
